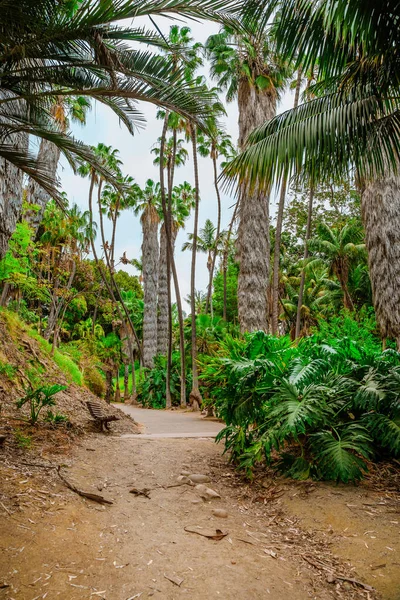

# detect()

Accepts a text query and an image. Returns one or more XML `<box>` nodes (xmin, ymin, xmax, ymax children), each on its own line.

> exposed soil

<box><xmin>0</xmin><ymin>311</ymin><xmax>138</xmax><ymax>437</ymax></box>
<box><xmin>1</xmin><ymin>416</ymin><xmax>398</xmax><ymax>600</ymax></box>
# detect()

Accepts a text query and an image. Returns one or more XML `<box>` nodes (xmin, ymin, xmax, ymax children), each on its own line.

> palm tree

<box><xmin>229</xmin><ymin>0</ymin><xmax>400</xmax><ymax>345</ymax></box>
<box><xmin>25</xmin><ymin>97</ymin><xmax>91</xmax><ymax>236</ymax></box>
<box><xmin>189</xmin><ymin>122</ymin><xmax>203</xmax><ymax>410</ymax></box>
<box><xmin>281</xmin><ymin>266</ymin><xmax>341</xmax><ymax>340</ymax></box>
<box><xmin>206</xmin><ymin>22</ymin><xmax>292</xmax><ymax>333</ymax></box>
<box><xmin>295</xmin><ymin>187</ymin><xmax>315</xmax><ymax>339</ymax></box>
<box><xmin>0</xmin><ymin>0</ymin><xmax>239</xmax><ymax>259</ymax></box>
<box><xmin>157</xmin><ymin>182</ymin><xmax>195</xmax><ymax>357</ymax></box>
<box><xmin>78</xmin><ymin>145</ymin><xmax>143</xmax><ymax>371</ymax></box>
<box><xmin>185</xmin><ymin>290</ymin><xmax>207</xmax><ymax>315</ymax></box>
<box><xmin>101</xmin><ymin>174</ymin><xmax>137</xmax><ymax>271</ymax></box>
<box><xmin>131</xmin><ymin>179</ymin><xmax>161</xmax><ymax>369</ymax></box>
<box><xmin>183</xmin><ymin>219</ymin><xmax>227</xmax><ymax>319</ymax></box>
<box><xmin>155</xmin><ymin>27</ymin><xmax>206</xmax><ymax>409</ymax></box>
<box><xmin>197</xmin><ymin>120</ymin><xmax>235</xmax><ymax>313</ymax></box>
<box><xmin>271</xmin><ymin>70</ymin><xmax>302</xmax><ymax>335</ymax></box>
<box><xmin>307</xmin><ymin>222</ymin><xmax>366</xmax><ymax>311</ymax></box>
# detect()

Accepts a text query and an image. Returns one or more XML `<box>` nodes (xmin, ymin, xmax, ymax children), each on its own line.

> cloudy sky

<box><xmin>58</xmin><ymin>16</ymin><xmax>296</xmax><ymax>311</ymax></box>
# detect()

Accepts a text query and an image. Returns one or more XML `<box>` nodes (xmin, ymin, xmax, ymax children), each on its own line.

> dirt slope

<box><xmin>0</xmin><ymin>310</ymin><xmax>138</xmax><ymax>439</ymax></box>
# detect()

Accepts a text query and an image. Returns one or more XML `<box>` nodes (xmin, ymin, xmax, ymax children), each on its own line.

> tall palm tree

<box><xmin>0</xmin><ymin>0</ymin><xmax>240</xmax><ymax>259</ymax></box>
<box><xmin>101</xmin><ymin>174</ymin><xmax>137</xmax><ymax>271</ymax></box>
<box><xmin>183</xmin><ymin>219</ymin><xmax>226</xmax><ymax>318</ymax></box>
<box><xmin>25</xmin><ymin>96</ymin><xmax>91</xmax><ymax>236</ymax></box>
<box><xmin>271</xmin><ymin>70</ymin><xmax>302</xmax><ymax>335</ymax></box>
<box><xmin>206</xmin><ymin>22</ymin><xmax>292</xmax><ymax>333</ymax></box>
<box><xmin>229</xmin><ymin>0</ymin><xmax>400</xmax><ymax>345</ymax></box>
<box><xmin>189</xmin><ymin>121</ymin><xmax>203</xmax><ymax>410</ymax></box>
<box><xmin>131</xmin><ymin>179</ymin><xmax>161</xmax><ymax>369</ymax></box>
<box><xmin>197</xmin><ymin>120</ymin><xmax>235</xmax><ymax>313</ymax></box>
<box><xmin>78</xmin><ymin>145</ymin><xmax>143</xmax><ymax>370</ymax></box>
<box><xmin>157</xmin><ymin>182</ymin><xmax>195</xmax><ymax>356</ymax></box>
<box><xmin>307</xmin><ymin>222</ymin><xmax>366</xmax><ymax>311</ymax></box>
<box><xmin>281</xmin><ymin>266</ymin><xmax>341</xmax><ymax>340</ymax></box>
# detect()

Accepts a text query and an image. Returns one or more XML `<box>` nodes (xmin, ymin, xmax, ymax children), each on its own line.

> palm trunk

<box><xmin>271</xmin><ymin>179</ymin><xmax>287</xmax><ymax>335</ymax></box>
<box><xmin>205</xmin><ymin>150</ymin><xmax>222</xmax><ymax>314</ymax></box>
<box><xmin>110</xmin><ymin>202</ymin><xmax>119</xmax><ymax>272</ymax></box>
<box><xmin>271</xmin><ymin>75</ymin><xmax>303</xmax><ymax>336</ymax></box>
<box><xmin>26</xmin><ymin>139</ymin><xmax>60</xmax><ymax>235</ymax></box>
<box><xmin>189</xmin><ymin>124</ymin><xmax>202</xmax><ymax>411</ymax></box>
<box><xmin>114</xmin><ymin>368</ymin><xmax>121</xmax><ymax>403</ymax></box>
<box><xmin>88</xmin><ymin>172</ymin><xmax>144</xmax><ymax>374</ymax></box>
<box><xmin>141</xmin><ymin>206</ymin><xmax>159</xmax><ymax>368</ymax></box>
<box><xmin>0</xmin><ymin>118</ymin><xmax>28</xmax><ymax>259</ymax></box>
<box><xmin>223</xmin><ymin>201</ymin><xmax>239</xmax><ymax>321</ymax></box>
<box><xmin>237</xmin><ymin>81</ymin><xmax>276</xmax><ymax>333</ymax></box>
<box><xmin>360</xmin><ymin>174</ymin><xmax>400</xmax><ymax>345</ymax></box>
<box><xmin>123</xmin><ymin>363</ymin><xmax>129</xmax><ymax>401</ymax></box>
<box><xmin>159</xmin><ymin>114</ymin><xmax>186</xmax><ymax>407</ymax></box>
<box><xmin>295</xmin><ymin>187</ymin><xmax>314</xmax><ymax>339</ymax></box>
<box><xmin>157</xmin><ymin>223</ymin><xmax>177</xmax><ymax>355</ymax></box>
<box><xmin>105</xmin><ymin>370</ymin><xmax>113</xmax><ymax>404</ymax></box>
<box><xmin>131</xmin><ymin>358</ymin><xmax>137</xmax><ymax>401</ymax></box>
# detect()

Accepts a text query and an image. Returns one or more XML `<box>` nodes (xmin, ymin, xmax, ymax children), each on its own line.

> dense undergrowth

<box><xmin>199</xmin><ymin>322</ymin><xmax>400</xmax><ymax>483</ymax></box>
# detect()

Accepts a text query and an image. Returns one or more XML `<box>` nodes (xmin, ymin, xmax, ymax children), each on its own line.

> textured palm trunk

<box><xmin>237</xmin><ymin>80</ymin><xmax>276</xmax><ymax>333</ymax></box>
<box><xmin>223</xmin><ymin>201</ymin><xmax>239</xmax><ymax>321</ymax></box>
<box><xmin>205</xmin><ymin>151</ymin><xmax>221</xmax><ymax>314</ymax></box>
<box><xmin>189</xmin><ymin>124</ymin><xmax>202</xmax><ymax>411</ymax></box>
<box><xmin>159</xmin><ymin>115</ymin><xmax>186</xmax><ymax>407</ymax></box>
<box><xmin>271</xmin><ymin>71</ymin><xmax>303</xmax><ymax>336</ymax></box>
<box><xmin>114</xmin><ymin>369</ymin><xmax>121</xmax><ymax>403</ymax></box>
<box><xmin>157</xmin><ymin>222</ymin><xmax>177</xmax><ymax>356</ymax></box>
<box><xmin>333</xmin><ymin>261</ymin><xmax>354</xmax><ymax>311</ymax></box>
<box><xmin>141</xmin><ymin>206</ymin><xmax>159</xmax><ymax>368</ymax></box>
<box><xmin>295</xmin><ymin>187</ymin><xmax>314</xmax><ymax>339</ymax></box>
<box><xmin>26</xmin><ymin>139</ymin><xmax>60</xmax><ymax>235</ymax></box>
<box><xmin>360</xmin><ymin>175</ymin><xmax>400</xmax><ymax>344</ymax></box>
<box><xmin>0</xmin><ymin>122</ymin><xmax>28</xmax><ymax>259</ymax></box>
<box><xmin>123</xmin><ymin>363</ymin><xmax>130</xmax><ymax>401</ymax></box>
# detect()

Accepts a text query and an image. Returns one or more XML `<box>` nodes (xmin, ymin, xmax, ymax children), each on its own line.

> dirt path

<box><xmin>1</xmin><ymin>409</ymin><xmax>398</xmax><ymax>600</ymax></box>
<box><xmin>119</xmin><ymin>405</ymin><xmax>224</xmax><ymax>438</ymax></box>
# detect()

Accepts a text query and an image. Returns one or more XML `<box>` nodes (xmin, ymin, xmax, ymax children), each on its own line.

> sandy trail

<box><xmin>0</xmin><ymin>407</ymin><xmax>398</xmax><ymax>600</ymax></box>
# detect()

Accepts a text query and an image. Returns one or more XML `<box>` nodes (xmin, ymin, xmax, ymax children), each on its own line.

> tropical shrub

<box><xmin>84</xmin><ymin>365</ymin><xmax>106</xmax><ymax>397</ymax></box>
<box><xmin>200</xmin><ymin>331</ymin><xmax>400</xmax><ymax>482</ymax></box>
<box><xmin>16</xmin><ymin>384</ymin><xmax>68</xmax><ymax>425</ymax></box>
<box><xmin>138</xmin><ymin>353</ymin><xmax>191</xmax><ymax>409</ymax></box>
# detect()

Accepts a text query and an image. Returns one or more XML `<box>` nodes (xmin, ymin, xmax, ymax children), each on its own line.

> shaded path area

<box><xmin>117</xmin><ymin>404</ymin><xmax>224</xmax><ymax>438</ymax></box>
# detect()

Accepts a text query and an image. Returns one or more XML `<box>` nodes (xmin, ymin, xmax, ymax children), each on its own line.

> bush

<box><xmin>200</xmin><ymin>331</ymin><xmax>400</xmax><ymax>483</ymax></box>
<box><xmin>84</xmin><ymin>365</ymin><xmax>106</xmax><ymax>397</ymax></box>
<box><xmin>138</xmin><ymin>353</ymin><xmax>190</xmax><ymax>408</ymax></box>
